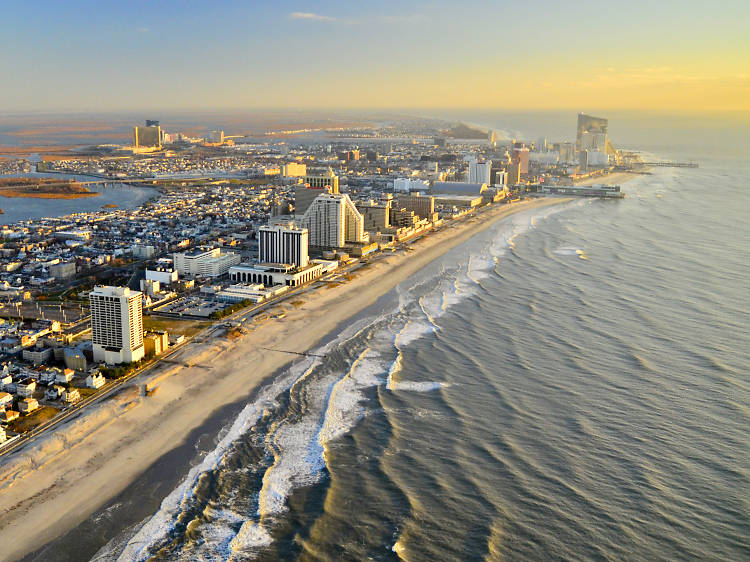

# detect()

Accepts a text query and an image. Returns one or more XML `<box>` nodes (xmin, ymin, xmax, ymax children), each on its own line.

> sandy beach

<box><xmin>0</xmin><ymin>197</ymin><xmax>569</xmax><ymax>560</ymax></box>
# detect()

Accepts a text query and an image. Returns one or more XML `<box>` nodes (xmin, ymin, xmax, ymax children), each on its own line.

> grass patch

<box><xmin>9</xmin><ymin>406</ymin><xmax>59</xmax><ymax>433</ymax></box>
<box><xmin>143</xmin><ymin>316</ymin><xmax>210</xmax><ymax>338</ymax></box>
<box><xmin>75</xmin><ymin>387</ymin><xmax>98</xmax><ymax>398</ymax></box>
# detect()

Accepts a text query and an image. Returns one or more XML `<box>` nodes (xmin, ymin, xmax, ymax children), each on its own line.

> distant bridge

<box><xmin>0</xmin><ymin>177</ymin><xmax>161</xmax><ymax>191</ymax></box>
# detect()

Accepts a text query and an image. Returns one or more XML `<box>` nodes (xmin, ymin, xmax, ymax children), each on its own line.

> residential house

<box><xmin>85</xmin><ymin>373</ymin><xmax>105</xmax><ymax>389</ymax></box>
<box><xmin>62</xmin><ymin>388</ymin><xmax>80</xmax><ymax>403</ymax></box>
<box><xmin>55</xmin><ymin>369</ymin><xmax>75</xmax><ymax>384</ymax></box>
<box><xmin>45</xmin><ymin>385</ymin><xmax>65</xmax><ymax>401</ymax></box>
<box><xmin>1</xmin><ymin>410</ymin><xmax>19</xmax><ymax>424</ymax></box>
<box><xmin>38</xmin><ymin>367</ymin><xmax>60</xmax><ymax>385</ymax></box>
<box><xmin>16</xmin><ymin>379</ymin><xmax>36</xmax><ymax>398</ymax></box>
<box><xmin>18</xmin><ymin>398</ymin><xmax>39</xmax><ymax>414</ymax></box>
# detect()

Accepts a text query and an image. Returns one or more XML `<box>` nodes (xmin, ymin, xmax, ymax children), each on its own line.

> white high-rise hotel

<box><xmin>300</xmin><ymin>193</ymin><xmax>367</xmax><ymax>248</ymax></box>
<box><xmin>90</xmin><ymin>286</ymin><xmax>145</xmax><ymax>365</ymax></box>
<box><xmin>468</xmin><ymin>158</ymin><xmax>492</xmax><ymax>184</ymax></box>
<box><xmin>258</xmin><ymin>223</ymin><xmax>309</xmax><ymax>267</ymax></box>
<box><xmin>172</xmin><ymin>247</ymin><xmax>241</xmax><ymax>278</ymax></box>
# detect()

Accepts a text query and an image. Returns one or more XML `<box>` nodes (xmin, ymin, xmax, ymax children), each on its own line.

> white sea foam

<box><xmin>235</xmin><ymin>346</ymin><xmax>396</xmax><ymax>551</ymax></box>
<box><xmin>467</xmin><ymin>253</ymin><xmax>495</xmax><ymax>282</ymax></box>
<box><xmin>395</xmin><ymin>317</ymin><xmax>437</xmax><ymax>347</ymax></box>
<box><xmin>228</xmin><ymin>522</ymin><xmax>274</xmax><ymax>558</ymax></box>
<box><xmin>388</xmin><ymin>381</ymin><xmax>448</xmax><ymax>392</ymax></box>
<box><xmin>385</xmin><ymin>351</ymin><xmax>403</xmax><ymax>390</ymax></box>
<box><xmin>554</xmin><ymin>247</ymin><xmax>583</xmax><ymax>256</ymax></box>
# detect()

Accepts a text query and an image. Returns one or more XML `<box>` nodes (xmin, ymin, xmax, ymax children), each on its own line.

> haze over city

<box><xmin>2</xmin><ymin>0</ymin><xmax>749</xmax><ymax>112</ymax></box>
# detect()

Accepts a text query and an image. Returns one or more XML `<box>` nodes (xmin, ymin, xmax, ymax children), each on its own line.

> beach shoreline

<box><xmin>0</xmin><ymin>197</ymin><xmax>571</xmax><ymax>560</ymax></box>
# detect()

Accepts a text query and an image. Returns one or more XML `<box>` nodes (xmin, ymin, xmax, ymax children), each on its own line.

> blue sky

<box><xmin>1</xmin><ymin>0</ymin><xmax>748</xmax><ymax>112</ymax></box>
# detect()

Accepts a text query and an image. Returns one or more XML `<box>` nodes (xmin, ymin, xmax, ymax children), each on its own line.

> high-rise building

<box><xmin>300</xmin><ymin>193</ymin><xmax>367</xmax><ymax>248</ymax></box>
<box><xmin>90</xmin><ymin>286</ymin><xmax>144</xmax><ymax>365</ymax></box>
<box><xmin>536</xmin><ymin>137</ymin><xmax>547</xmax><ymax>152</ymax></box>
<box><xmin>511</xmin><ymin>147</ymin><xmax>530</xmax><ymax>174</ymax></box>
<box><xmin>468</xmin><ymin>159</ymin><xmax>492</xmax><ymax>184</ymax></box>
<box><xmin>507</xmin><ymin>162</ymin><xmax>521</xmax><ymax>185</ymax></box>
<box><xmin>304</xmin><ymin>169</ymin><xmax>339</xmax><ymax>192</ymax></box>
<box><xmin>358</xmin><ymin>199</ymin><xmax>392</xmax><ymax>231</ymax></box>
<box><xmin>556</xmin><ymin>142</ymin><xmax>576</xmax><ymax>163</ymax></box>
<box><xmin>395</xmin><ymin>193</ymin><xmax>436</xmax><ymax>220</ymax></box>
<box><xmin>133</xmin><ymin>121</ymin><xmax>161</xmax><ymax>150</ymax></box>
<box><xmin>295</xmin><ymin>184</ymin><xmax>332</xmax><ymax>216</ymax></box>
<box><xmin>258</xmin><ymin>223</ymin><xmax>309</xmax><ymax>268</ymax></box>
<box><xmin>576</xmin><ymin>113</ymin><xmax>608</xmax><ymax>153</ymax></box>
<box><xmin>173</xmin><ymin>247</ymin><xmax>241</xmax><ymax>278</ymax></box>
<box><xmin>145</xmin><ymin>120</ymin><xmax>159</xmax><ymax>127</ymax></box>
<box><xmin>208</xmin><ymin>130</ymin><xmax>225</xmax><ymax>144</ymax></box>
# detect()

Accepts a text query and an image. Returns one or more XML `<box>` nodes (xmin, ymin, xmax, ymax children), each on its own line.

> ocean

<box><xmin>27</xmin><ymin>117</ymin><xmax>750</xmax><ymax>561</ymax></box>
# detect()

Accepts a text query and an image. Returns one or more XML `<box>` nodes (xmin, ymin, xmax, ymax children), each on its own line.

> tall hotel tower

<box><xmin>300</xmin><ymin>193</ymin><xmax>366</xmax><ymax>249</ymax></box>
<box><xmin>90</xmin><ymin>286</ymin><xmax>145</xmax><ymax>365</ymax></box>
<box><xmin>258</xmin><ymin>223</ymin><xmax>309</xmax><ymax>268</ymax></box>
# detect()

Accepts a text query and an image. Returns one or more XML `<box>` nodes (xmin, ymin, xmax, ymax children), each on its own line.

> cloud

<box><xmin>289</xmin><ymin>12</ymin><xmax>339</xmax><ymax>22</ymax></box>
<box><xmin>288</xmin><ymin>11</ymin><xmax>427</xmax><ymax>25</ymax></box>
<box><xmin>136</xmin><ymin>27</ymin><xmax>150</xmax><ymax>33</ymax></box>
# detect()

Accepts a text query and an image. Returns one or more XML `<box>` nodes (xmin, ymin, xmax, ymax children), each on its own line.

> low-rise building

<box><xmin>62</xmin><ymin>388</ymin><xmax>81</xmax><ymax>404</ymax></box>
<box><xmin>16</xmin><ymin>379</ymin><xmax>36</xmax><ymax>398</ymax></box>
<box><xmin>1</xmin><ymin>410</ymin><xmax>20</xmax><ymax>424</ymax></box>
<box><xmin>146</xmin><ymin>267</ymin><xmax>178</xmax><ymax>286</ymax></box>
<box><xmin>63</xmin><ymin>348</ymin><xmax>87</xmax><ymax>371</ymax></box>
<box><xmin>56</xmin><ymin>368</ymin><xmax>75</xmax><ymax>384</ymax></box>
<box><xmin>143</xmin><ymin>331</ymin><xmax>169</xmax><ymax>356</ymax></box>
<box><xmin>22</xmin><ymin>346</ymin><xmax>53</xmax><ymax>365</ymax></box>
<box><xmin>85</xmin><ymin>373</ymin><xmax>106</xmax><ymax>389</ymax></box>
<box><xmin>229</xmin><ymin>262</ymin><xmax>324</xmax><ymax>287</ymax></box>
<box><xmin>0</xmin><ymin>391</ymin><xmax>13</xmax><ymax>409</ymax></box>
<box><xmin>45</xmin><ymin>385</ymin><xmax>65</xmax><ymax>401</ymax></box>
<box><xmin>49</xmin><ymin>261</ymin><xmax>77</xmax><ymax>279</ymax></box>
<box><xmin>18</xmin><ymin>397</ymin><xmax>39</xmax><ymax>414</ymax></box>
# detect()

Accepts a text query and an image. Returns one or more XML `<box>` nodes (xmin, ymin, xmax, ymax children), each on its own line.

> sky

<box><xmin>1</xmin><ymin>0</ymin><xmax>748</xmax><ymax>113</ymax></box>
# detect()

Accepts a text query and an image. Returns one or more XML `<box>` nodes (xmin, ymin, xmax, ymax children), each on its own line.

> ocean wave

<box><xmin>113</xmin><ymin>313</ymin><xmax>386</xmax><ymax>561</ymax></box>
<box><xmin>395</xmin><ymin>317</ymin><xmax>437</xmax><ymax>348</ymax></box>
<box><xmin>114</xmin><ymin>363</ymin><xmax>303</xmax><ymax>562</ymax></box>
<box><xmin>111</xmin><ymin>201</ymin><xmax>582</xmax><ymax>560</ymax></box>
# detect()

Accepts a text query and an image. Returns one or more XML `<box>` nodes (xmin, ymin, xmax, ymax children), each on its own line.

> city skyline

<box><xmin>1</xmin><ymin>0</ymin><xmax>748</xmax><ymax>113</ymax></box>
